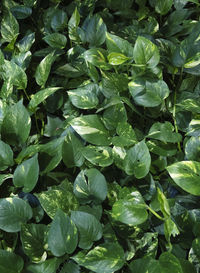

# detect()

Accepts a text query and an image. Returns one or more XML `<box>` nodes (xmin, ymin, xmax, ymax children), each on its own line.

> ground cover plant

<box><xmin>1</xmin><ymin>0</ymin><xmax>200</xmax><ymax>272</ymax></box>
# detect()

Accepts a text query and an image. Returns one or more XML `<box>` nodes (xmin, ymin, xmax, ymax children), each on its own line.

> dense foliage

<box><xmin>0</xmin><ymin>0</ymin><xmax>200</xmax><ymax>272</ymax></box>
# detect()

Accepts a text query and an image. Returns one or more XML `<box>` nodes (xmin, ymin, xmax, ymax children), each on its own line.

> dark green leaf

<box><xmin>0</xmin><ymin>140</ymin><xmax>14</xmax><ymax>171</ymax></box>
<box><xmin>0</xmin><ymin>250</ymin><xmax>24</xmax><ymax>273</ymax></box>
<box><xmin>43</xmin><ymin>33</ymin><xmax>67</xmax><ymax>49</ymax></box>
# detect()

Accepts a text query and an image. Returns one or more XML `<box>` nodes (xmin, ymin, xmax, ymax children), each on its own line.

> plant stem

<box><xmin>147</xmin><ymin>205</ymin><xmax>165</xmax><ymax>221</ymax></box>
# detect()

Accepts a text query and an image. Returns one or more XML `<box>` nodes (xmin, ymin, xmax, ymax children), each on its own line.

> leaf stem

<box><xmin>147</xmin><ymin>205</ymin><xmax>165</xmax><ymax>221</ymax></box>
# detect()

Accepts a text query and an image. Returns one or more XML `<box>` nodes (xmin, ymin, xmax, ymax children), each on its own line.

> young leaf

<box><xmin>70</xmin><ymin>115</ymin><xmax>111</xmax><ymax>145</ymax></box>
<box><xmin>1</xmin><ymin>100</ymin><xmax>31</xmax><ymax>146</ymax></box>
<box><xmin>71</xmin><ymin>211</ymin><xmax>103</xmax><ymax>249</ymax></box>
<box><xmin>167</xmin><ymin>161</ymin><xmax>200</xmax><ymax>195</ymax></box>
<box><xmin>124</xmin><ymin>140</ymin><xmax>151</xmax><ymax>178</ymax></box>
<box><xmin>13</xmin><ymin>154</ymin><xmax>39</xmax><ymax>193</ymax></box>
<box><xmin>83</xmin><ymin>48</ymin><xmax>111</xmax><ymax>70</ymax></box>
<box><xmin>68</xmin><ymin>7</ymin><xmax>80</xmax><ymax>41</ymax></box>
<box><xmin>73</xmin><ymin>168</ymin><xmax>107</xmax><ymax>204</ymax></box>
<box><xmin>0</xmin><ymin>197</ymin><xmax>32</xmax><ymax>232</ymax></box>
<box><xmin>48</xmin><ymin>210</ymin><xmax>78</xmax><ymax>256</ymax></box>
<box><xmin>133</xmin><ymin>36</ymin><xmax>160</xmax><ymax>68</ymax></box>
<box><xmin>72</xmin><ymin>243</ymin><xmax>125</xmax><ymax>273</ymax></box>
<box><xmin>0</xmin><ymin>250</ymin><xmax>24</xmax><ymax>273</ymax></box>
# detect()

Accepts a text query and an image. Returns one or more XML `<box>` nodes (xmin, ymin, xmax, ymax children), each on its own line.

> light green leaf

<box><xmin>2</xmin><ymin>60</ymin><xmax>27</xmax><ymax>89</ymax></box>
<box><xmin>73</xmin><ymin>168</ymin><xmax>107</xmax><ymax>204</ymax></box>
<box><xmin>27</xmin><ymin>257</ymin><xmax>63</xmax><ymax>273</ymax></box>
<box><xmin>72</xmin><ymin>243</ymin><xmax>125</xmax><ymax>273</ymax></box>
<box><xmin>29</xmin><ymin>87</ymin><xmax>61</xmax><ymax>110</ymax></box>
<box><xmin>147</xmin><ymin>122</ymin><xmax>182</xmax><ymax>143</ymax></box>
<box><xmin>68</xmin><ymin>83</ymin><xmax>99</xmax><ymax>109</ymax></box>
<box><xmin>36</xmin><ymin>189</ymin><xmax>79</xmax><ymax>219</ymax></box>
<box><xmin>0</xmin><ymin>249</ymin><xmax>24</xmax><ymax>273</ymax></box>
<box><xmin>133</xmin><ymin>36</ymin><xmax>160</xmax><ymax>68</ymax></box>
<box><xmin>1</xmin><ymin>11</ymin><xmax>19</xmax><ymax>42</ymax></box>
<box><xmin>0</xmin><ymin>140</ymin><xmax>14</xmax><ymax>171</ymax></box>
<box><xmin>20</xmin><ymin>223</ymin><xmax>47</xmax><ymax>262</ymax></box>
<box><xmin>13</xmin><ymin>154</ymin><xmax>39</xmax><ymax>192</ymax></box>
<box><xmin>70</xmin><ymin>115</ymin><xmax>111</xmax><ymax>145</ymax></box>
<box><xmin>124</xmin><ymin>140</ymin><xmax>151</xmax><ymax>178</ymax></box>
<box><xmin>112</xmin><ymin>121</ymin><xmax>137</xmax><ymax>147</ymax></box>
<box><xmin>43</xmin><ymin>33</ymin><xmax>67</xmax><ymax>49</ymax></box>
<box><xmin>0</xmin><ymin>197</ymin><xmax>32</xmax><ymax>232</ymax></box>
<box><xmin>159</xmin><ymin>252</ymin><xmax>183</xmax><ymax>273</ymax></box>
<box><xmin>48</xmin><ymin>210</ymin><xmax>78</xmax><ymax>256</ymax></box>
<box><xmin>71</xmin><ymin>211</ymin><xmax>102</xmax><ymax>249</ymax></box>
<box><xmin>35</xmin><ymin>51</ymin><xmax>56</xmax><ymax>87</ymax></box>
<box><xmin>106</xmin><ymin>32</ymin><xmax>134</xmax><ymax>57</ymax></box>
<box><xmin>108</xmin><ymin>52</ymin><xmax>130</xmax><ymax>65</ymax></box>
<box><xmin>82</xmin><ymin>145</ymin><xmax>113</xmax><ymax>167</ymax></box>
<box><xmin>1</xmin><ymin>100</ymin><xmax>31</xmax><ymax>145</ymax></box>
<box><xmin>167</xmin><ymin>161</ymin><xmax>200</xmax><ymax>195</ymax></box>
<box><xmin>112</xmin><ymin>191</ymin><xmax>148</xmax><ymax>225</ymax></box>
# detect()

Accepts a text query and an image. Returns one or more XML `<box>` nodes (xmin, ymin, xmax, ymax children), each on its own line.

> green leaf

<box><xmin>68</xmin><ymin>83</ymin><xmax>99</xmax><ymax>109</ymax></box>
<box><xmin>1</xmin><ymin>11</ymin><xmax>19</xmax><ymax>42</ymax></box>
<box><xmin>147</xmin><ymin>122</ymin><xmax>182</xmax><ymax>143</ymax></box>
<box><xmin>82</xmin><ymin>145</ymin><xmax>113</xmax><ymax>167</ymax></box>
<box><xmin>73</xmin><ymin>168</ymin><xmax>107</xmax><ymax>204</ymax></box>
<box><xmin>159</xmin><ymin>252</ymin><xmax>183</xmax><ymax>273</ymax></box>
<box><xmin>79</xmin><ymin>14</ymin><xmax>107</xmax><ymax>47</ymax></box>
<box><xmin>0</xmin><ymin>140</ymin><xmax>14</xmax><ymax>171</ymax></box>
<box><xmin>0</xmin><ymin>197</ymin><xmax>32</xmax><ymax>232</ymax></box>
<box><xmin>167</xmin><ymin>161</ymin><xmax>200</xmax><ymax>195</ymax></box>
<box><xmin>72</xmin><ymin>243</ymin><xmax>125</xmax><ymax>273</ymax></box>
<box><xmin>106</xmin><ymin>32</ymin><xmax>134</xmax><ymax>57</ymax></box>
<box><xmin>0</xmin><ymin>249</ymin><xmax>24</xmax><ymax>273</ymax></box>
<box><xmin>13</xmin><ymin>154</ymin><xmax>39</xmax><ymax>192</ymax></box>
<box><xmin>133</xmin><ymin>36</ymin><xmax>160</xmax><ymax>68</ymax></box>
<box><xmin>51</xmin><ymin>9</ymin><xmax>68</xmax><ymax>32</ymax></box>
<box><xmin>129</xmin><ymin>79</ymin><xmax>170</xmax><ymax>107</ymax></box>
<box><xmin>1</xmin><ymin>100</ymin><xmax>31</xmax><ymax>146</ymax></box>
<box><xmin>111</xmin><ymin>191</ymin><xmax>148</xmax><ymax>225</ymax></box>
<box><xmin>70</xmin><ymin>115</ymin><xmax>111</xmax><ymax>145</ymax></box>
<box><xmin>129</xmin><ymin>257</ymin><xmax>160</xmax><ymax>273</ymax></box>
<box><xmin>16</xmin><ymin>32</ymin><xmax>35</xmax><ymax>52</ymax></box>
<box><xmin>28</xmin><ymin>87</ymin><xmax>61</xmax><ymax>110</ymax></box>
<box><xmin>0</xmin><ymin>174</ymin><xmax>13</xmax><ymax>186</ymax></box>
<box><xmin>11</xmin><ymin>5</ymin><xmax>32</xmax><ymax>19</ymax></box>
<box><xmin>48</xmin><ymin>209</ymin><xmax>78</xmax><ymax>256</ymax></box>
<box><xmin>2</xmin><ymin>60</ymin><xmax>27</xmax><ymax>89</ymax></box>
<box><xmin>124</xmin><ymin>140</ymin><xmax>151</xmax><ymax>178</ymax></box>
<box><xmin>35</xmin><ymin>52</ymin><xmax>56</xmax><ymax>87</ymax></box>
<box><xmin>147</xmin><ymin>140</ymin><xmax>177</xmax><ymax>157</ymax></box>
<box><xmin>62</xmin><ymin>130</ymin><xmax>85</xmax><ymax>168</ymax></box>
<box><xmin>60</xmin><ymin>261</ymin><xmax>80</xmax><ymax>273</ymax></box>
<box><xmin>176</xmin><ymin>98</ymin><xmax>200</xmax><ymax>113</ymax></box>
<box><xmin>83</xmin><ymin>48</ymin><xmax>111</xmax><ymax>70</ymax></box>
<box><xmin>43</xmin><ymin>33</ymin><xmax>67</xmax><ymax>49</ymax></box>
<box><xmin>27</xmin><ymin>257</ymin><xmax>63</xmax><ymax>273</ymax></box>
<box><xmin>36</xmin><ymin>189</ymin><xmax>79</xmax><ymax>219</ymax></box>
<box><xmin>185</xmin><ymin>136</ymin><xmax>200</xmax><ymax>161</ymax></box>
<box><xmin>71</xmin><ymin>211</ymin><xmax>102</xmax><ymax>249</ymax></box>
<box><xmin>68</xmin><ymin>7</ymin><xmax>80</xmax><ymax>41</ymax></box>
<box><xmin>154</xmin><ymin>0</ymin><xmax>173</xmax><ymax>15</ymax></box>
<box><xmin>20</xmin><ymin>223</ymin><xmax>47</xmax><ymax>262</ymax></box>
<box><xmin>108</xmin><ymin>52</ymin><xmax>130</xmax><ymax>65</ymax></box>
<box><xmin>112</xmin><ymin>121</ymin><xmax>137</xmax><ymax>147</ymax></box>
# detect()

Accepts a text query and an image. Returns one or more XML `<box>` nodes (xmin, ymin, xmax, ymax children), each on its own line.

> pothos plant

<box><xmin>0</xmin><ymin>0</ymin><xmax>200</xmax><ymax>272</ymax></box>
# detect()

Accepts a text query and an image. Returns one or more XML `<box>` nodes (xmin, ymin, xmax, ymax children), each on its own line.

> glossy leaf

<box><xmin>13</xmin><ymin>154</ymin><xmax>39</xmax><ymax>192</ymax></box>
<box><xmin>0</xmin><ymin>197</ymin><xmax>32</xmax><ymax>232</ymax></box>
<box><xmin>74</xmin><ymin>168</ymin><xmax>107</xmax><ymax>204</ymax></box>
<box><xmin>82</xmin><ymin>145</ymin><xmax>113</xmax><ymax>167</ymax></box>
<box><xmin>71</xmin><ymin>211</ymin><xmax>102</xmax><ymax>249</ymax></box>
<box><xmin>1</xmin><ymin>11</ymin><xmax>19</xmax><ymax>42</ymax></box>
<box><xmin>167</xmin><ymin>161</ymin><xmax>200</xmax><ymax>195</ymax></box>
<box><xmin>43</xmin><ymin>33</ymin><xmax>67</xmax><ymax>49</ymax></box>
<box><xmin>48</xmin><ymin>209</ymin><xmax>78</xmax><ymax>256</ymax></box>
<box><xmin>0</xmin><ymin>140</ymin><xmax>14</xmax><ymax>171</ymax></box>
